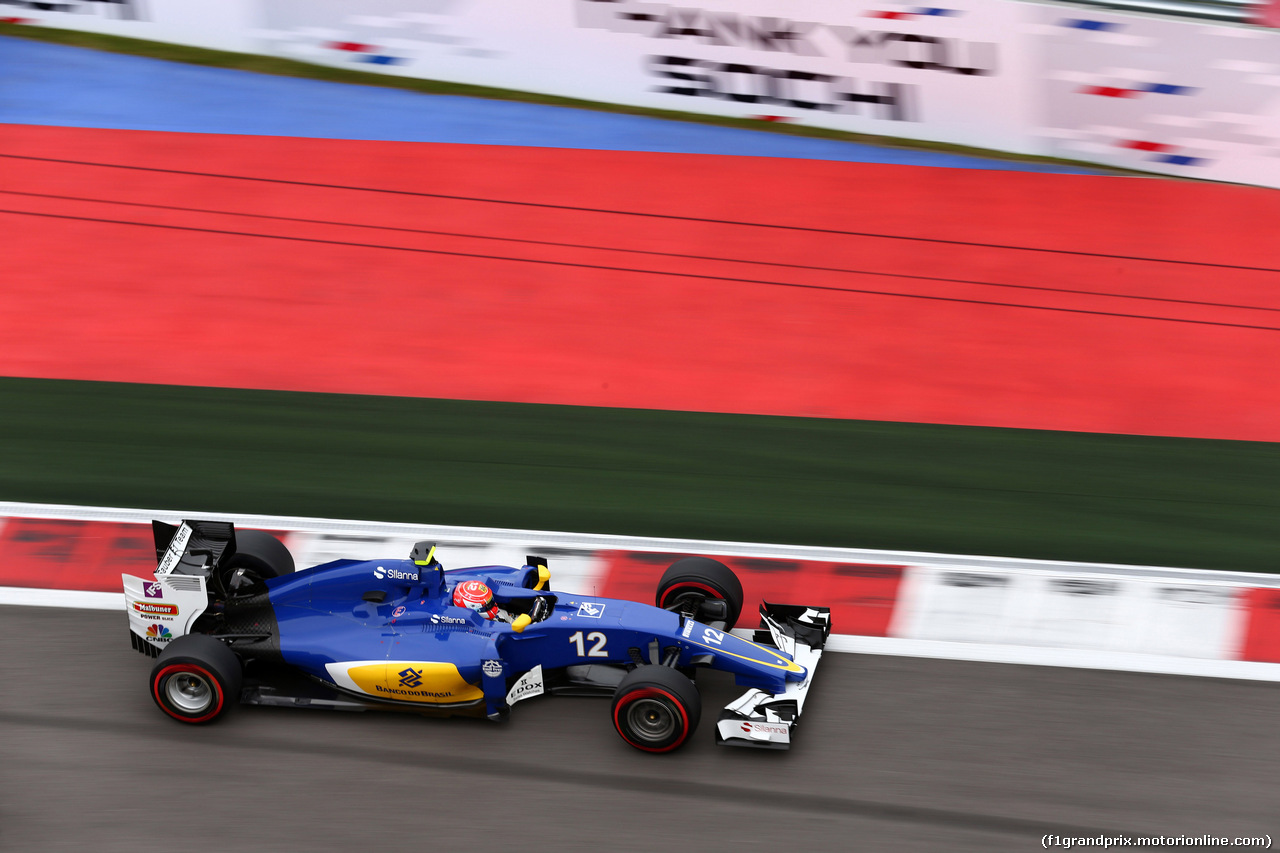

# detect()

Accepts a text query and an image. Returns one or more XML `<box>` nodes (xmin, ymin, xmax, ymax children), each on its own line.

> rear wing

<box><xmin>715</xmin><ymin>602</ymin><xmax>832</xmax><ymax>749</ymax></box>
<box><xmin>152</xmin><ymin>519</ymin><xmax>237</xmax><ymax>576</ymax></box>
<box><xmin>123</xmin><ymin>519</ymin><xmax>239</xmax><ymax>657</ymax></box>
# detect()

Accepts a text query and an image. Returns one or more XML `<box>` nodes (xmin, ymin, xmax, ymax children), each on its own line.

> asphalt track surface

<box><xmin>2</xmin><ymin>606</ymin><xmax>1275</xmax><ymax>852</ymax></box>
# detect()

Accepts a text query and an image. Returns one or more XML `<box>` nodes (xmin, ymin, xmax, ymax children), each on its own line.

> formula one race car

<box><xmin>123</xmin><ymin>520</ymin><xmax>831</xmax><ymax>751</ymax></box>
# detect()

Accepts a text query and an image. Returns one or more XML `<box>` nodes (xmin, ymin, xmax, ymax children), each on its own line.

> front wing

<box><xmin>715</xmin><ymin>602</ymin><xmax>832</xmax><ymax>749</ymax></box>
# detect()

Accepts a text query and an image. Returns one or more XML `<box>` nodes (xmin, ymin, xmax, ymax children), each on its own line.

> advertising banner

<box><xmin>1031</xmin><ymin>7</ymin><xmax>1280</xmax><ymax>187</ymax></box>
<box><xmin>890</xmin><ymin>565</ymin><xmax>1251</xmax><ymax>659</ymax></box>
<box><xmin>252</xmin><ymin>0</ymin><xmax>1039</xmax><ymax>153</ymax></box>
<box><xmin>7</xmin><ymin>1</ymin><xmax>1280</xmax><ymax>187</ymax></box>
<box><xmin>0</xmin><ymin>0</ymin><xmax>261</xmax><ymax>52</ymax></box>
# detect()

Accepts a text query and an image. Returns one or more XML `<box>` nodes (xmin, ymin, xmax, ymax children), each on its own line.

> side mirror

<box><xmin>510</xmin><ymin>614</ymin><xmax>532</xmax><ymax>634</ymax></box>
<box><xmin>526</xmin><ymin>557</ymin><xmax>550</xmax><ymax>591</ymax></box>
<box><xmin>411</xmin><ymin>542</ymin><xmax>439</xmax><ymax>568</ymax></box>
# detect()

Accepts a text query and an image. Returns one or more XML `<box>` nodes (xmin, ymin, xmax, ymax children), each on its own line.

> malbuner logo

<box><xmin>132</xmin><ymin>601</ymin><xmax>179</xmax><ymax>615</ymax></box>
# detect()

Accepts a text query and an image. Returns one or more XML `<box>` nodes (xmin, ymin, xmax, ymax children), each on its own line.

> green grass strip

<box><xmin>1</xmin><ymin>377</ymin><xmax>1277</xmax><ymax>572</ymax></box>
<box><xmin>0</xmin><ymin>22</ymin><xmax>1119</xmax><ymax>173</ymax></box>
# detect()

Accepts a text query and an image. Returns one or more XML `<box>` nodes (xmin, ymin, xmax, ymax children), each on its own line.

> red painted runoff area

<box><xmin>0</xmin><ymin>517</ymin><xmax>284</xmax><ymax>593</ymax></box>
<box><xmin>3</xmin><ymin>124</ymin><xmax>1280</xmax><ymax>440</ymax></box>
<box><xmin>1241</xmin><ymin>588</ymin><xmax>1280</xmax><ymax>664</ymax></box>
<box><xmin>0</xmin><ymin>517</ymin><xmax>154</xmax><ymax>593</ymax></box>
<box><xmin>597</xmin><ymin>551</ymin><xmax>904</xmax><ymax>635</ymax></box>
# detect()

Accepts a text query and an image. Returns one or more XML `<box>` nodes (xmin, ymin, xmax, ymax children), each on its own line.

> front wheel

<box><xmin>656</xmin><ymin>556</ymin><xmax>744</xmax><ymax>628</ymax></box>
<box><xmin>150</xmin><ymin>634</ymin><xmax>242</xmax><ymax>724</ymax></box>
<box><xmin>610</xmin><ymin>665</ymin><xmax>701</xmax><ymax>753</ymax></box>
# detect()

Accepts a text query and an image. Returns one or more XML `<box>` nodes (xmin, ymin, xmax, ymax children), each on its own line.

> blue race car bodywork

<box><xmin>124</xmin><ymin>520</ymin><xmax>831</xmax><ymax>751</ymax></box>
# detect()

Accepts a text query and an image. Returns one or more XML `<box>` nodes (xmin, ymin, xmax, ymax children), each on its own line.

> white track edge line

<box><xmin>0</xmin><ymin>587</ymin><xmax>123</xmax><ymax>610</ymax></box>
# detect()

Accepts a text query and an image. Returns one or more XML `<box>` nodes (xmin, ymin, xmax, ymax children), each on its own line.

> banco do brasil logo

<box><xmin>398</xmin><ymin>667</ymin><xmax>424</xmax><ymax>689</ymax></box>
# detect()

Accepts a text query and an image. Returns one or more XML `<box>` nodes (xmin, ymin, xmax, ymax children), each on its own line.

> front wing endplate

<box><xmin>715</xmin><ymin>602</ymin><xmax>831</xmax><ymax>749</ymax></box>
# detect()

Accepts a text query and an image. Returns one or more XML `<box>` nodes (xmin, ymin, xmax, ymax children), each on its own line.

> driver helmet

<box><xmin>452</xmin><ymin>580</ymin><xmax>499</xmax><ymax>620</ymax></box>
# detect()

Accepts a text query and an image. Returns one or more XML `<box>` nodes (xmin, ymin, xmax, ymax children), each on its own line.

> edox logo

<box><xmin>397</xmin><ymin>667</ymin><xmax>424</xmax><ymax>689</ymax></box>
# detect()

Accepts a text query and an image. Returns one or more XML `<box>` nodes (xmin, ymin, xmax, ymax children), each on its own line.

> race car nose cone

<box><xmin>785</xmin><ymin>664</ymin><xmax>809</xmax><ymax>683</ymax></box>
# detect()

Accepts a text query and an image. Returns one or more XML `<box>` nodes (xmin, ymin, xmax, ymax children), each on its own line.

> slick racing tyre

<box><xmin>611</xmin><ymin>665</ymin><xmax>701</xmax><ymax>753</ymax></box>
<box><xmin>655</xmin><ymin>556</ymin><xmax>744</xmax><ymax>628</ymax></box>
<box><xmin>150</xmin><ymin>634</ymin><xmax>243</xmax><ymax>724</ymax></box>
<box><xmin>219</xmin><ymin>529</ymin><xmax>295</xmax><ymax>595</ymax></box>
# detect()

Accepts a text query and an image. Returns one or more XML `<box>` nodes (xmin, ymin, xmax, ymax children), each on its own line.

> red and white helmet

<box><xmin>452</xmin><ymin>580</ymin><xmax>499</xmax><ymax>620</ymax></box>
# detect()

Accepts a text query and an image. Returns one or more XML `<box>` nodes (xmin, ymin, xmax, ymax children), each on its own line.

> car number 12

<box><xmin>569</xmin><ymin>630</ymin><xmax>608</xmax><ymax>657</ymax></box>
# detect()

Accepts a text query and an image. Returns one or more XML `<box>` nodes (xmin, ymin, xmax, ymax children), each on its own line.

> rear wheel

<box><xmin>655</xmin><ymin>556</ymin><xmax>744</xmax><ymax>628</ymax></box>
<box><xmin>219</xmin><ymin>529</ymin><xmax>294</xmax><ymax>595</ymax></box>
<box><xmin>150</xmin><ymin>634</ymin><xmax>242</xmax><ymax>724</ymax></box>
<box><xmin>611</xmin><ymin>665</ymin><xmax>701</xmax><ymax>753</ymax></box>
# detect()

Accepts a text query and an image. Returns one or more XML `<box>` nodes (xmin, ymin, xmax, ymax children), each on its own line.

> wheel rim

<box><xmin>222</xmin><ymin>566</ymin><xmax>265</xmax><ymax>596</ymax></box>
<box><xmin>662</xmin><ymin>585</ymin><xmax>738</xmax><ymax>627</ymax></box>
<box><xmin>624</xmin><ymin>697</ymin><xmax>677</xmax><ymax>743</ymax></box>
<box><xmin>661</xmin><ymin>582</ymin><xmax>722</xmax><ymax>610</ymax></box>
<box><xmin>165</xmin><ymin>671</ymin><xmax>214</xmax><ymax>713</ymax></box>
<box><xmin>664</xmin><ymin>590</ymin><xmax>706</xmax><ymax>612</ymax></box>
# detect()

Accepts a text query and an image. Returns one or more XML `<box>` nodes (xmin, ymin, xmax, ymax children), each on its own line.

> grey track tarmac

<box><xmin>1</xmin><ymin>605</ymin><xmax>1275</xmax><ymax>853</ymax></box>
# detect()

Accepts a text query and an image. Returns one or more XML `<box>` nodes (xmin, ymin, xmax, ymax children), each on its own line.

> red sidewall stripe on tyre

<box><xmin>659</xmin><ymin>581</ymin><xmax>723</xmax><ymax>610</ymax></box>
<box><xmin>612</xmin><ymin>687</ymin><xmax>691</xmax><ymax>753</ymax></box>
<box><xmin>152</xmin><ymin>663</ymin><xmax>225</xmax><ymax>724</ymax></box>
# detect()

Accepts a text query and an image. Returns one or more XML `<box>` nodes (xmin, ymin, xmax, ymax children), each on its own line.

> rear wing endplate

<box><xmin>153</xmin><ymin>519</ymin><xmax>236</xmax><ymax>576</ymax></box>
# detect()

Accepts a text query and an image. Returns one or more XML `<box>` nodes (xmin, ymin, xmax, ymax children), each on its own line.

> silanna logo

<box><xmin>373</xmin><ymin>566</ymin><xmax>417</xmax><ymax>581</ymax></box>
<box><xmin>132</xmin><ymin>601</ymin><xmax>179</xmax><ymax>616</ymax></box>
<box><xmin>145</xmin><ymin>624</ymin><xmax>172</xmax><ymax>642</ymax></box>
<box><xmin>398</xmin><ymin>667</ymin><xmax>424</xmax><ymax>689</ymax></box>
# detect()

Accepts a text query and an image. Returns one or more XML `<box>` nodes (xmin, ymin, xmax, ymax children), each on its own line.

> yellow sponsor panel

<box><xmin>346</xmin><ymin>662</ymin><xmax>484</xmax><ymax>704</ymax></box>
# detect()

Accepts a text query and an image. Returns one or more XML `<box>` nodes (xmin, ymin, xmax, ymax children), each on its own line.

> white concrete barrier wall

<box><xmin>890</xmin><ymin>565</ymin><xmax>1248</xmax><ymax>659</ymax></box>
<box><xmin>2</xmin><ymin>501</ymin><xmax>1279</xmax><ymax>682</ymax></box>
<box><xmin>8</xmin><ymin>0</ymin><xmax>1280</xmax><ymax>188</ymax></box>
